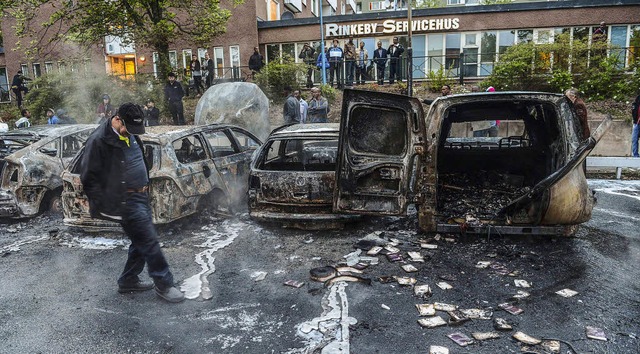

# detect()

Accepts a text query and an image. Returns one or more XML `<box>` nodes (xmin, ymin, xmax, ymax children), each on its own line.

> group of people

<box><xmin>283</xmin><ymin>86</ymin><xmax>329</xmax><ymax>125</ymax></box>
<box><xmin>96</xmin><ymin>94</ymin><xmax>160</xmax><ymax>127</ymax></box>
<box><xmin>300</xmin><ymin>36</ymin><xmax>405</xmax><ymax>89</ymax></box>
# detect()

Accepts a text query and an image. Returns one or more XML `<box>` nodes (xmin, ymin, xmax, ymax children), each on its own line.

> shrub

<box><xmin>425</xmin><ymin>65</ymin><xmax>455</xmax><ymax>93</ymax></box>
<box><xmin>254</xmin><ymin>55</ymin><xmax>307</xmax><ymax>101</ymax></box>
<box><xmin>548</xmin><ymin>69</ymin><xmax>574</xmax><ymax>93</ymax></box>
<box><xmin>318</xmin><ymin>84</ymin><xmax>337</xmax><ymax>102</ymax></box>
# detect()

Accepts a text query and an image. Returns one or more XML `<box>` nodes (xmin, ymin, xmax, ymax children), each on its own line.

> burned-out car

<box><xmin>248</xmin><ymin>123</ymin><xmax>359</xmax><ymax>229</ymax></box>
<box><xmin>0</xmin><ymin>125</ymin><xmax>97</xmax><ymax>219</ymax></box>
<box><xmin>334</xmin><ymin>90</ymin><xmax>611</xmax><ymax>235</ymax></box>
<box><xmin>62</xmin><ymin>124</ymin><xmax>261</xmax><ymax>230</ymax></box>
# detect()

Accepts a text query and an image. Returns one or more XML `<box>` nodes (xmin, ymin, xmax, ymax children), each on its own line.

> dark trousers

<box><xmin>12</xmin><ymin>88</ymin><xmax>26</xmax><ymax>108</ymax></box>
<box><xmin>206</xmin><ymin>72</ymin><xmax>214</xmax><ymax>88</ymax></box>
<box><xmin>345</xmin><ymin>60</ymin><xmax>355</xmax><ymax>86</ymax></box>
<box><xmin>118</xmin><ymin>192</ymin><xmax>174</xmax><ymax>290</ymax></box>
<box><xmin>389</xmin><ymin>60</ymin><xmax>401</xmax><ymax>84</ymax></box>
<box><xmin>355</xmin><ymin>65</ymin><xmax>367</xmax><ymax>85</ymax></box>
<box><xmin>376</xmin><ymin>66</ymin><xmax>386</xmax><ymax>85</ymax></box>
<box><xmin>305</xmin><ymin>66</ymin><xmax>314</xmax><ymax>88</ymax></box>
<box><xmin>329</xmin><ymin>63</ymin><xmax>342</xmax><ymax>88</ymax></box>
<box><xmin>193</xmin><ymin>76</ymin><xmax>204</xmax><ymax>94</ymax></box>
<box><xmin>169</xmin><ymin>101</ymin><xmax>185</xmax><ymax>125</ymax></box>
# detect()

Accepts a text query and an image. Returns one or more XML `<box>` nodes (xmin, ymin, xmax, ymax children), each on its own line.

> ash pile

<box><xmin>438</xmin><ymin>171</ymin><xmax>531</xmax><ymax>220</ymax></box>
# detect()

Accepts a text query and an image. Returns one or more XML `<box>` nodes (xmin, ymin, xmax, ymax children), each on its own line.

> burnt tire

<box><xmin>41</xmin><ymin>189</ymin><xmax>63</xmax><ymax>217</ymax></box>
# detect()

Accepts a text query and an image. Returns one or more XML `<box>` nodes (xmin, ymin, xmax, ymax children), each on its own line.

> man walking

<box><xmin>204</xmin><ymin>52</ymin><xmax>215</xmax><ymax>88</ymax></box>
<box><xmin>80</xmin><ymin>103</ymin><xmax>184</xmax><ymax>303</ymax></box>
<box><xmin>164</xmin><ymin>72</ymin><xmax>185</xmax><ymax>125</ymax></box>
<box><xmin>372</xmin><ymin>41</ymin><xmax>388</xmax><ymax>85</ymax></box>
<box><xmin>248</xmin><ymin>47</ymin><xmax>265</xmax><ymax>80</ymax></box>
<box><xmin>283</xmin><ymin>86</ymin><xmax>301</xmax><ymax>124</ymax></box>
<box><xmin>387</xmin><ymin>37</ymin><xmax>404</xmax><ymax>84</ymax></box>
<box><xmin>11</xmin><ymin>70</ymin><xmax>29</xmax><ymax>108</ymax></box>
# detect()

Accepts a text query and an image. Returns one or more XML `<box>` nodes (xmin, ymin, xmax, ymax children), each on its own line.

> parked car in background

<box><xmin>0</xmin><ymin>125</ymin><xmax>97</xmax><ymax>218</ymax></box>
<box><xmin>248</xmin><ymin>123</ymin><xmax>360</xmax><ymax>229</ymax></box>
<box><xmin>333</xmin><ymin>90</ymin><xmax>611</xmax><ymax>236</ymax></box>
<box><xmin>62</xmin><ymin>124</ymin><xmax>261</xmax><ymax>230</ymax></box>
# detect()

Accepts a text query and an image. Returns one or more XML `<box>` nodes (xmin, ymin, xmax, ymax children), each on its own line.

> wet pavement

<box><xmin>0</xmin><ymin>179</ymin><xmax>638</xmax><ymax>353</ymax></box>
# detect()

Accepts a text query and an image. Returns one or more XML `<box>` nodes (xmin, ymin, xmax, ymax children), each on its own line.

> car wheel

<box><xmin>41</xmin><ymin>189</ymin><xmax>63</xmax><ymax>216</ymax></box>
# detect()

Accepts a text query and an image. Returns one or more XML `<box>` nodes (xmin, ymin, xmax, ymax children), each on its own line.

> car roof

<box><xmin>1</xmin><ymin>124</ymin><xmax>97</xmax><ymax>138</ymax></box>
<box><xmin>433</xmin><ymin>91</ymin><xmax>564</xmax><ymax>105</ymax></box>
<box><xmin>140</xmin><ymin>124</ymin><xmax>258</xmax><ymax>143</ymax></box>
<box><xmin>269</xmin><ymin>123</ymin><xmax>340</xmax><ymax>139</ymax></box>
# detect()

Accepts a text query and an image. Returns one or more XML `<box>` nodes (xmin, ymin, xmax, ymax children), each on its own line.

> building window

<box><xmin>44</xmin><ymin>62</ymin><xmax>54</xmax><ymax>74</ymax></box>
<box><xmin>311</xmin><ymin>0</ymin><xmax>318</xmax><ymax>15</ymax></box>
<box><xmin>445</xmin><ymin>33</ymin><xmax>461</xmax><ymax>76</ymax></box>
<box><xmin>498</xmin><ymin>30</ymin><xmax>515</xmax><ymax>54</ymax></box>
<box><xmin>480</xmin><ymin>31</ymin><xmax>496</xmax><ymax>76</ymax></box>
<box><xmin>197</xmin><ymin>48</ymin><xmax>207</xmax><ymax>64</ymax></box>
<box><xmin>447</xmin><ymin>0</ymin><xmax>463</xmax><ymax>5</ymax></box>
<box><xmin>20</xmin><ymin>64</ymin><xmax>29</xmax><ymax>77</ymax></box>
<box><xmin>268</xmin><ymin>0</ymin><xmax>280</xmax><ymax>20</ymax></box>
<box><xmin>267</xmin><ymin>44</ymin><xmax>280</xmax><ymax>63</ymax></box>
<box><xmin>32</xmin><ymin>63</ymin><xmax>42</xmax><ymax>78</ymax></box>
<box><xmin>182</xmin><ymin>49</ymin><xmax>192</xmax><ymax>72</ymax></box>
<box><xmin>214</xmin><ymin>47</ymin><xmax>224</xmax><ymax>78</ymax></box>
<box><xmin>630</xmin><ymin>25</ymin><xmax>640</xmax><ymax>66</ymax></box>
<box><xmin>229</xmin><ymin>45</ymin><xmax>240</xmax><ymax>68</ymax></box>
<box><xmin>58</xmin><ymin>61</ymin><xmax>67</xmax><ymax>73</ymax></box>
<box><xmin>517</xmin><ymin>30</ymin><xmax>533</xmax><ymax>44</ymax></box>
<box><xmin>0</xmin><ymin>67</ymin><xmax>9</xmax><ymax>102</ymax></box>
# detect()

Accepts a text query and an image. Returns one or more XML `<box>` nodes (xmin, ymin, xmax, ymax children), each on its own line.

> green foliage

<box><xmin>580</xmin><ymin>56</ymin><xmax>629</xmax><ymax>101</ymax></box>
<box><xmin>425</xmin><ymin>66</ymin><xmax>455</xmax><ymax>93</ymax></box>
<box><xmin>318</xmin><ymin>84</ymin><xmax>337</xmax><ymax>102</ymax></box>
<box><xmin>5</xmin><ymin>0</ymin><xmax>241</xmax><ymax>79</ymax></box>
<box><xmin>414</xmin><ymin>0</ymin><xmax>444</xmax><ymax>9</ymax></box>
<box><xmin>548</xmin><ymin>69</ymin><xmax>574</xmax><ymax>93</ymax></box>
<box><xmin>254</xmin><ymin>55</ymin><xmax>306</xmax><ymax>101</ymax></box>
<box><xmin>0</xmin><ymin>105</ymin><xmax>21</xmax><ymax>129</ymax></box>
<box><xmin>483</xmin><ymin>42</ymin><xmax>545</xmax><ymax>91</ymax></box>
<box><xmin>481</xmin><ymin>0</ymin><xmax>511</xmax><ymax>4</ymax></box>
<box><xmin>23</xmin><ymin>73</ymin><xmax>164</xmax><ymax>124</ymax></box>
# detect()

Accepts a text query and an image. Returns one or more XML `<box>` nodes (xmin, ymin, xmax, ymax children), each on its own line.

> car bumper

<box><xmin>63</xmin><ymin>216</ymin><xmax>121</xmax><ymax>232</ymax></box>
<box><xmin>250</xmin><ymin>210</ymin><xmax>361</xmax><ymax>229</ymax></box>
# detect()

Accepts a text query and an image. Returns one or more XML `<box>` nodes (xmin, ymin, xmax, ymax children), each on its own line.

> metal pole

<box><xmin>407</xmin><ymin>0</ymin><xmax>413</xmax><ymax>97</ymax></box>
<box><xmin>319</xmin><ymin>2</ymin><xmax>327</xmax><ymax>85</ymax></box>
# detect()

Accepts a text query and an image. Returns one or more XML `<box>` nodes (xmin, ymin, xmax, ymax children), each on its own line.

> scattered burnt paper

<box><xmin>416</xmin><ymin>303</ymin><xmax>436</xmax><ymax>316</ymax></box>
<box><xmin>434</xmin><ymin>302</ymin><xmax>458</xmax><ymax>312</ymax></box>
<box><xmin>401</xmin><ymin>264</ymin><xmax>419</xmax><ymax>273</ymax></box>
<box><xmin>556</xmin><ymin>288</ymin><xmax>579</xmax><ymax>297</ymax></box>
<box><xmin>447</xmin><ymin>310</ymin><xmax>470</xmax><ymax>324</ymax></box>
<box><xmin>428</xmin><ymin>345</ymin><xmax>449</xmax><ymax>354</ymax></box>
<box><xmin>493</xmin><ymin>317</ymin><xmax>513</xmax><ymax>331</ymax></box>
<box><xmin>284</xmin><ymin>280</ymin><xmax>305</xmax><ymax>288</ymax></box>
<box><xmin>461</xmin><ymin>308</ymin><xmax>492</xmax><ymax>320</ymax></box>
<box><xmin>512</xmin><ymin>331</ymin><xmax>541</xmax><ymax>345</ymax></box>
<box><xmin>471</xmin><ymin>332</ymin><xmax>500</xmax><ymax>341</ymax></box>
<box><xmin>447</xmin><ymin>332</ymin><xmax>474</xmax><ymax>347</ymax></box>
<box><xmin>436</xmin><ymin>282</ymin><xmax>453</xmax><ymax>290</ymax></box>
<box><xmin>498</xmin><ymin>303</ymin><xmax>523</xmax><ymax>315</ymax></box>
<box><xmin>418</xmin><ymin>316</ymin><xmax>447</xmax><ymax>328</ymax></box>
<box><xmin>414</xmin><ymin>284</ymin><xmax>431</xmax><ymax>296</ymax></box>
<box><xmin>586</xmin><ymin>326</ymin><xmax>607</xmax><ymax>341</ymax></box>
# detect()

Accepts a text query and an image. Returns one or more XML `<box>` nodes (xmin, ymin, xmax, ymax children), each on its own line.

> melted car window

<box><xmin>260</xmin><ymin>139</ymin><xmax>338</xmax><ymax>171</ymax></box>
<box><xmin>230</xmin><ymin>129</ymin><xmax>259</xmax><ymax>152</ymax></box>
<box><xmin>203</xmin><ymin>130</ymin><xmax>238</xmax><ymax>158</ymax></box>
<box><xmin>348</xmin><ymin>106</ymin><xmax>406</xmax><ymax>156</ymax></box>
<box><xmin>172</xmin><ymin>135</ymin><xmax>207</xmax><ymax>164</ymax></box>
<box><xmin>62</xmin><ymin>130</ymin><xmax>92</xmax><ymax>158</ymax></box>
<box><xmin>38</xmin><ymin>139</ymin><xmax>59</xmax><ymax>157</ymax></box>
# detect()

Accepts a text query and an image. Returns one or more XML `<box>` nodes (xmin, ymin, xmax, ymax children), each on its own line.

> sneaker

<box><xmin>118</xmin><ymin>280</ymin><xmax>154</xmax><ymax>293</ymax></box>
<box><xmin>155</xmin><ymin>286</ymin><xmax>185</xmax><ymax>303</ymax></box>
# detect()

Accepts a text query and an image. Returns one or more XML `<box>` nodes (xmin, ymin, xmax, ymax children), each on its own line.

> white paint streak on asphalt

<box><xmin>593</xmin><ymin>207</ymin><xmax>640</xmax><ymax>223</ymax></box>
<box><xmin>59</xmin><ymin>236</ymin><xmax>128</xmax><ymax>250</ymax></box>
<box><xmin>589</xmin><ymin>179</ymin><xmax>640</xmax><ymax>202</ymax></box>
<box><xmin>180</xmin><ymin>219</ymin><xmax>246</xmax><ymax>300</ymax></box>
<box><xmin>286</xmin><ymin>281</ymin><xmax>356</xmax><ymax>354</ymax></box>
<box><xmin>0</xmin><ymin>235</ymin><xmax>48</xmax><ymax>253</ymax></box>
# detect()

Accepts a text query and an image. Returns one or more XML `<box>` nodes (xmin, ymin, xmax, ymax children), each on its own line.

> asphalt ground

<box><xmin>0</xmin><ymin>179</ymin><xmax>638</xmax><ymax>354</ymax></box>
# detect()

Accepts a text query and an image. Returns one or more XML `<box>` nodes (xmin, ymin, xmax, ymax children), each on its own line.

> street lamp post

<box><xmin>407</xmin><ymin>0</ymin><xmax>413</xmax><ymax>97</ymax></box>
<box><xmin>319</xmin><ymin>1</ymin><xmax>327</xmax><ymax>85</ymax></box>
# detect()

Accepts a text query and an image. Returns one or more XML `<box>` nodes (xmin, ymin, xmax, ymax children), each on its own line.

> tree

<box><xmin>3</xmin><ymin>0</ymin><xmax>242</xmax><ymax>80</ymax></box>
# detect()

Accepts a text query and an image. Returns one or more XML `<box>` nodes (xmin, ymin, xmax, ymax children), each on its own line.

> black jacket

<box><xmin>248</xmin><ymin>53</ymin><xmax>264</xmax><ymax>71</ymax></box>
<box><xmin>633</xmin><ymin>94</ymin><xmax>640</xmax><ymax>124</ymax></box>
<box><xmin>80</xmin><ymin>119</ymin><xmax>149</xmax><ymax>221</ymax></box>
<box><xmin>164</xmin><ymin>80</ymin><xmax>185</xmax><ymax>103</ymax></box>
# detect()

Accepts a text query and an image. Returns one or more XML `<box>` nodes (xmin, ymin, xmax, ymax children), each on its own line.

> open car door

<box><xmin>333</xmin><ymin>89</ymin><xmax>426</xmax><ymax>216</ymax></box>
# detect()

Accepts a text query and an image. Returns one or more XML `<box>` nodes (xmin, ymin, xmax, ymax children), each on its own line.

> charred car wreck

<box><xmin>0</xmin><ymin>125</ymin><xmax>96</xmax><ymax>219</ymax></box>
<box><xmin>62</xmin><ymin>124</ymin><xmax>261</xmax><ymax>230</ymax></box>
<box><xmin>248</xmin><ymin>123</ymin><xmax>360</xmax><ymax>229</ymax></box>
<box><xmin>333</xmin><ymin>90</ymin><xmax>610</xmax><ymax>235</ymax></box>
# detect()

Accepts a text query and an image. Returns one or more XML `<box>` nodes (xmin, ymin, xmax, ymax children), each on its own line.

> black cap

<box><xmin>116</xmin><ymin>103</ymin><xmax>145</xmax><ymax>135</ymax></box>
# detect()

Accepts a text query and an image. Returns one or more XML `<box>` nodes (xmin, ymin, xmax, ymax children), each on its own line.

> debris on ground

<box><xmin>494</xmin><ymin>317</ymin><xmax>513</xmax><ymax>331</ymax></box>
<box><xmin>416</xmin><ymin>304</ymin><xmax>436</xmax><ymax>316</ymax></box>
<box><xmin>284</xmin><ymin>280</ymin><xmax>305</xmax><ymax>288</ymax></box>
<box><xmin>585</xmin><ymin>326</ymin><xmax>607</xmax><ymax>341</ymax></box>
<box><xmin>436</xmin><ymin>282</ymin><xmax>453</xmax><ymax>290</ymax></box>
<box><xmin>498</xmin><ymin>303</ymin><xmax>524</xmax><ymax>315</ymax></box>
<box><xmin>251</xmin><ymin>271</ymin><xmax>267</xmax><ymax>281</ymax></box>
<box><xmin>447</xmin><ymin>332</ymin><xmax>474</xmax><ymax>346</ymax></box>
<box><xmin>555</xmin><ymin>288</ymin><xmax>579</xmax><ymax>297</ymax></box>
<box><xmin>428</xmin><ymin>345</ymin><xmax>449</xmax><ymax>354</ymax></box>
<box><xmin>418</xmin><ymin>316</ymin><xmax>447</xmax><ymax>328</ymax></box>
<box><xmin>471</xmin><ymin>331</ymin><xmax>500</xmax><ymax>341</ymax></box>
<box><xmin>512</xmin><ymin>331</ymin><xmax>542</xmax><ymax>345</ymax></box>
<box><xmin>414</xmin><ymin>284</ymin><xmax>431</xmax><ymax>297</ymax></box>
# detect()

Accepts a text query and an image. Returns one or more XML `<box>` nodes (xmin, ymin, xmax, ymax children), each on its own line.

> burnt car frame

<box><xmin>62</xmin><ymin>124</ymin><xmax>261</xmax><ymax>230</ymax></box>
<box><xmin>333</xmin><ymin>90</ymin><xmax>611</xmax><ymax>235</ymax></box>
<box><xmin>1</xmin><ymin>125</ymin><xmax>96</xmax><ymax>219</ymax></box>
<box><xmin>248</xmin><ymin>123</ymin><xmax>359</xmax><ymax>229</ymax></box>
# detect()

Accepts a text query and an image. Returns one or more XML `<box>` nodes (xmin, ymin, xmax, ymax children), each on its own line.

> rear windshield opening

<box><xmin>259</xmin><ymin>138</ymin><xmax>338</xmax><ymax>172</ymax></box>
<box><xmin>436</xmin><ymin>100</ymin><xmax>564</xmax><ymax>220</ymax></box>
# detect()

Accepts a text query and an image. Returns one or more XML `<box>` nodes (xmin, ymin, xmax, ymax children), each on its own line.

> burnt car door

<box><xmin>171</xmin><ymin>133</ymin><xmax>214</xmax><ymax>196</ymax></box>
<box><xmin>334</xmin><ymin>89</ymin><xmax>426</xmax><ymax>215</ymax></box>
<box><xmin>202</xmin><ymin>128</ymin><xmax>260</xmax><ymax>207</ymax></box>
